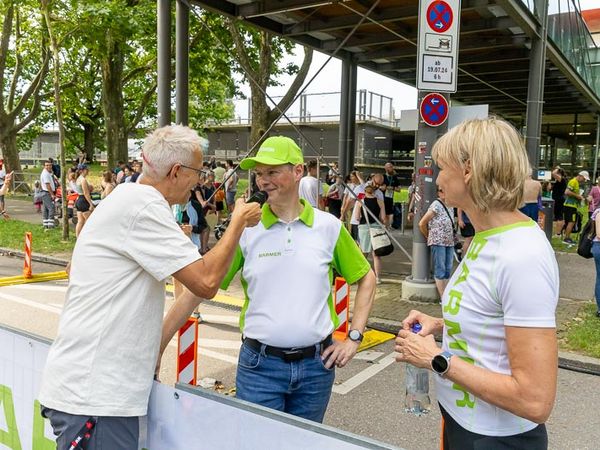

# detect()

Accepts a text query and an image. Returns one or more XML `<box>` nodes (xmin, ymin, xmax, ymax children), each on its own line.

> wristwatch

<box><xmin>431</xmin><ymin>351</ymin><xmax>453</xmax><ymax>376</ymax></box>
<box><xmin>348</xmin><ymin>329</ymin><xmax>364</xmax><ymax>343</ymax></box>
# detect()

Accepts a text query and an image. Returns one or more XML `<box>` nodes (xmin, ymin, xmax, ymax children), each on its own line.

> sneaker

<box><xmin>563</xmin><ymin>238</ymin><xmax>575</xmax><ymax>245</ymax></box>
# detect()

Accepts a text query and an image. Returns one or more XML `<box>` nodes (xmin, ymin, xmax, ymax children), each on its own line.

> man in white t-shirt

<box><xmin>298</xmin><ymin>159</ymin><xmax>323</xmax><ymax>208</ymax></box>
<box><xmin>40</xmin><ymin>160</ymin><xmax>56</xmax><ymax>229</ymax></box>
<box><xmin>38</xmin><ymin>125</ymin><xmax>261</xmax><ymax>450</ymax></box>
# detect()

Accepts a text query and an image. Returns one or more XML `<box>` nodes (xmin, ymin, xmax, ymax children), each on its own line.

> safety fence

<box><xmin>0</xmin><ymin>323</ymin><xmax>401</xmax><ymax>450</ymax></box>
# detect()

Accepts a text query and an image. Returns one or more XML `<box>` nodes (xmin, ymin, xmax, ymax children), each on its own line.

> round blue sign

<box><xmin>427</xmin><ymin>1</ymin><xmax>453</xmax><ymax>33</ymax></box>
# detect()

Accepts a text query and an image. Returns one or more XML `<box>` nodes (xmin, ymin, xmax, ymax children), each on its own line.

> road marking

<box><xmin>0</xmin><ymin>292</ymin><xmax>62</xmax><ymax>314</ymax></box>
<box><xmin>332</xmin><ymin>352</ymin><xmax>397</xmax><ymax>395</ymax></box>
<box><xmin>200</xmin><ymin>314</ymin><xmax>239</xmax><ymax>325</ymax></box>
<box><xmin>6</xmin><ymin>284</ymin><xmax>68</xmax><ymax>292</ymax></box>
<box><xmin>198</xmin><ymin>338</ymin><xmax>241</xmax><ymax>350</ymax></box>
<box><xmin>0</xmin><ymin>271</ymin><xmax>68</xmax><ymax>287</ymax></box>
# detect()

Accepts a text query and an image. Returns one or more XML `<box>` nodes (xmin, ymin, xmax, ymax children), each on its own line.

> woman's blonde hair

<box><xmin>432</xmin><ymin>117</ymin><xmax>530</xmax><ymax>213</ymax></box>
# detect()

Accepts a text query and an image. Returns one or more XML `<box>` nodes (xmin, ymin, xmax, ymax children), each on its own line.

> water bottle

<box><xmin>404</xmin><ymin>323</ymin><xmax>431</xmax><ymax>416</ymax></box>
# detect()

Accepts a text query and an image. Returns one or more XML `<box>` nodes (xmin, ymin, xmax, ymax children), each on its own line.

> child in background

<box><xmin>33</xmin><ymin>180</ymin><xmax>43</xmax><ymax>213</ymax></box>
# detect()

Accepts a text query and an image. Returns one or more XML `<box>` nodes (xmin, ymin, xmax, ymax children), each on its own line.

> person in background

<box><xmin>49</xmin><ymin>157</ymin><xmax>61</xmax><ymax>179</ymax></box>
<box><xmin>563</xmin><ymin>170</ymin><xmax>589</xmax><ymax>244</ymax></box>
<box><xmin>589</xmin><ymin>203</ymin><xmax>600</xmax><ymax>318</ymax></box>
<box><xmin>130</xmin><ymin>161</ymin><xmax>142</xmax><ymax>183</ymax></box>
<box><xmin>340</xmin><ymin>171</ymin><xmax>361</xmax><ymax>227</ymax></box>
<box><xmin>213</xmin><ymin>161</ymin><xmax>226</xmax><ymax>187</ymax></box>
<box><xmin>519</xmin><ymin>175</ymin><xmax>542</xmax><ymax>222</ymax></box>
<box><xmin>541</xmin><ymin>181</ymin><xmax>552</xmax><ymax>199</ymax></box>
<box><xmin>101</xmin><ymin>170</ymin><xmax>116</xmax><ymax>200</ymax></box>
<box><xmin>120</xmin><ymin>165</ymin><xmax>133</xmax><ymax>184</ymax></box>
<box><xmin>418</xmin><ymin>187</ymin><xmax>455</xmax><ymax>297</ymax></box>
<box><xmin>327</xmin><ymin>162</ymin><xmax>338</xmax><ymax>185</ymax></box>
<box><xmin>551</xmin><ymin>166</ymin><xmax>567</xmax><ymax>236</ymax></box>
<box><xmin>354</xmin><ymin>179</ymin><xmax>386</xmax><ymax>283</ymax></box>
<box><xmin>74</xmin><ymin>164</ymin><xmax>95</xmax><ymax>237</ymax></box>
<box><xmin>298</xmin><ymin>159</ymin><xmax>323</xmax><ymax>208</ymax></box>
<box><xmin>115</xmin><ymin>161</ymin><xmax>127</xmax><ymax>183</ymax></box>
<box><xmin>0</xmin><ymin>170</ymin><xmax>12</xmax><ymax>218</ymax></box>
<box><xmin>40</xmin><ymin>160</ymin><xmax>56</xmax><ymax>229</ymax></box>
<box><xmin>396</xmin><ymin>118</ymin><xmax>558</xmax><ymax>450</ymax></box>
<box><xmin>587</xmin><ymin>177</ymin><xmax>600</xmax><ymax>220</ymax></box>
<box><xmin>407</xmin><ymin>172</ymin><xmax>416</xmax><ymax>223</ymax></box>
<box><xmin>326</xmin><ymin>175</ymin><xmax>344</xmax><ymax>218</ymax></box>
<box><xmin>382</xmin><ymin>162</ymin><xmax>400</xmax><ymax>229</ymax></box>
<box><xmin>0</xmin><ymin>158</ymin><xmax>6</xmax><ymax>215</ymax></box>
<box><xmin>224</xmin><ymin>159</ymin><xmax>238</xmax><ymax>213</ymax></box>
<box><xmin>33</xmin><ymin>180</ymin><xmax>43</xmax><ymax>213</ymax></box>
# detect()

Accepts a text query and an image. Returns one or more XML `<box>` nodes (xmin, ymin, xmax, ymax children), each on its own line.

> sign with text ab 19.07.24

<box><xmin>417</xmin><ymin>0</ymin><xmax>461</xmax><ymax>93</ymax></box>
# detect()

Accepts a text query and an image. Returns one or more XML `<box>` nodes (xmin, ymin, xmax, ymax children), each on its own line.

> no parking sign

<box><xmin>419</xmin><ymin>93</ymin><xmax>449</xmax><ymax>127</ymax></box>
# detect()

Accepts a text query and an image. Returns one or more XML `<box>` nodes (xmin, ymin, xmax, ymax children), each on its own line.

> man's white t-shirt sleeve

<box><xmin>496</xmin><ymin>252</ymin><xmax>558</xmax><ymax>328</ymax></box>
<box><xmin>126</xmin><ymin>200</ymin><xmax>201</xmax><ymax>281</ymax></box>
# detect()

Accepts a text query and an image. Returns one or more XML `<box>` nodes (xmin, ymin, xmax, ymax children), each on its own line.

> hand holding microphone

<box><xmin>231</xmin><ymin>190</ymin><xmax>268</xmax><ymax>228</ymax></box>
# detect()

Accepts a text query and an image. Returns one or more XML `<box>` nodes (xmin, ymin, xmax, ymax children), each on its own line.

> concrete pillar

<box><xmin>176</xmin><ymin>0</ymin><xmax>189</xmax><ymax>126</ymax></box>
<box><xmin>402</xmin><ymin>92</ymin><xmax>450</xmax><ymax>302</ymax></box>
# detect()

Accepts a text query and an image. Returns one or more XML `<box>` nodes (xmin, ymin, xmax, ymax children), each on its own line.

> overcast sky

<box><xmin>234</xmin><ymin>1</ymin><xmax>599</xmax><ymax>120</ymax></box>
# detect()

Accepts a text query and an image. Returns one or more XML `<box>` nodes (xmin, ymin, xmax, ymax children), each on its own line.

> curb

<box><xmin>0</xmin><ymin>247</ymin><xmax>69</xmax><ymax>267</ymax></box>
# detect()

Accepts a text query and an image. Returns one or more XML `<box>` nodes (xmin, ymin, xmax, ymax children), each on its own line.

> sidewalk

<box><xmin>3</xmin><ymin>197</ymin><xmax>599</xmax><ymax>372</ymax></box>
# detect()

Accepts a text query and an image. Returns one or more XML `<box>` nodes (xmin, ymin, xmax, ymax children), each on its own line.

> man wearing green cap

<box><xmin>221</xmin><ymin>136</ymin><xmax>376</xmax><ymax>423</ymax></box>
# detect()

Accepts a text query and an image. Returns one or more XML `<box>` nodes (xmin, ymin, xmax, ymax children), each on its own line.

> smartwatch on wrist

<box><xmin>431</xmin><ymin>351</ymin><xmax>453</xmax><ymax>376</ymax></box>
<box><xmin>348</xmin><ymin>329</ymin><xmax>363</xmax><ymax>343</ymax></box>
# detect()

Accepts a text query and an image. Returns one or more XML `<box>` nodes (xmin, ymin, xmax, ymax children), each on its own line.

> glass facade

<box><xmin>520</xmin><ymin>0</ymin><xmax>600</xmax><ymax>96</ymax></box>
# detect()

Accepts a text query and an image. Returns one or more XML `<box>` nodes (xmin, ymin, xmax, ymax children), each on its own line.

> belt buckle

<box><xmin>282</xmin><ymin>349</ymin><xmax>304</xmax><ymax>362</ymax></box>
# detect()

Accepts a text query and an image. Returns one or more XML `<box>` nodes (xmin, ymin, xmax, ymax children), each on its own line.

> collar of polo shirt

<box><xmin>261</xmin><ymin>198</ymin><xmax>314</xmax><ymax>229</ymax></box>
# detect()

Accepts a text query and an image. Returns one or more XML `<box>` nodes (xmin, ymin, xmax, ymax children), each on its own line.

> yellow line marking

<box><xmin>358</xmin><ymin>330</ymin><xmax>396</xmax><ymax>352</ymax></box>
<box><xmin>166</xmin><ymin>284</ymin><xmax>245</xmax><ymax>309</ymax></box>
<box><xmin>0</xmin><ymin>271</ymin><xmax>68</xmax><ymax>287</ymax></box>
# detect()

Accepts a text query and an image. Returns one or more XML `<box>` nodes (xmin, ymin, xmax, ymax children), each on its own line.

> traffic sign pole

<box><xmin>403</xmin><ymin>0</ymin><xmax>459</xmax><ymax>302</ymax></box>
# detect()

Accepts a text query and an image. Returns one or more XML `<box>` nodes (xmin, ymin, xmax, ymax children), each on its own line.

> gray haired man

<box><xmin>38</xmin><ymin>125</ymin><xmax>261</xmax><ymax>449</ymax></box>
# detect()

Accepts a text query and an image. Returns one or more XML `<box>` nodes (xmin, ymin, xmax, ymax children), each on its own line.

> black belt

<box><xmin>243</xmin><ymin>335</ymin><xmax>333</xmax><ymax>362</ymax></box>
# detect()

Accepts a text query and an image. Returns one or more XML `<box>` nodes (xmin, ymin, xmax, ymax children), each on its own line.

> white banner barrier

<box><xmin>0</xmin><ymin>325</ymin><xmax>401</xmax><ymax>450</ymax></box>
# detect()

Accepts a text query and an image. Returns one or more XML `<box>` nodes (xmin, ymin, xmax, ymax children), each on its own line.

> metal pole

<box><xmin>594</xmin><ymin>114</ymin><xmax>600</xmax><ymax>183</ymax></box>
<box><xmin>338</xmin><ymin>59</ymin><xmax>350</xmax><ymax>177</ymax></box>
<box><xmin>524</xmin><ymin>0</ymin><xmax>549</xmax><ymax>173</ymax></box>
<box><xmin>176</xmin><ymin>0</ymin><xmax>189</xmax><ymax>126</ymax></box>
<box><xmin>410</xmin><ymin>92</ymin><xmax>449</xmax><ymax>283</ymax></box>
<box><xmin>346</xmin><ymin>60</ymin><xmax>357</xmax><ymax>172</ymax></box>
<box><xmin>157</xmin><ymin>0</ymin><xmax>171</xmax><ymax>127</ymax></box>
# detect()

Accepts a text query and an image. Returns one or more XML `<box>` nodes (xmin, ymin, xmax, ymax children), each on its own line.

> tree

<box><xmin>224</xmin><ymin>19</ymin><xmax>313</xmax><ymax>147</ymax></box>
<box><xmin>0</xmin><ymin>1</ymin><xmax>49</xmax><ymax>186</ymax></box>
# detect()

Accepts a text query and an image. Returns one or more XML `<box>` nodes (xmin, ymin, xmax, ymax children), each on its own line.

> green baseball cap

<box><xmin>239</xmin><ymin>136</ymin><xmax>304</xmax><ymax>170</ymax></box>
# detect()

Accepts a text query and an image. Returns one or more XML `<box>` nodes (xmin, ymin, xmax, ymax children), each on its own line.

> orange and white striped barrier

<box><xmin>23</xmin><ymin>232</ymin><xmax>32</xmax><ymax>279</ymax></box>
<box><xmin>176</xmin><ymin>316</ymin><xmax>199</xmax><ymax>385</ymax></box>
<box><xmin>333</xmin><ymin>277</ymin><xmax>349</xmax><ymax>342</ymax></box>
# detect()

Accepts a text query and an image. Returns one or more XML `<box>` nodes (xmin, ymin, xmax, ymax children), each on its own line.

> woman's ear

<box><xmin>463</xmin><ymin>159</ymin><xmax>472</xmax><ymax>184</ymax></box>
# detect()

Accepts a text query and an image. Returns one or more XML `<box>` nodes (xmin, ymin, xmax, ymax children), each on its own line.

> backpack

<box><xmin>577</xmin><ymin>217</ymin><xmax>595</xmax><ymax>259</ymax></box>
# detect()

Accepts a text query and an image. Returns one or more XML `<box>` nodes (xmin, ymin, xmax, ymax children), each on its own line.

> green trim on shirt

<box><xmin>333</xmin><ymin>225</ymin><xmax>371</xmax><ymax>284</ymax></box>
<box><xmin>564</xmin><ymin>178</ymin><xmax>580</xmax><ymax>207</ymax></box>
<box><xmin>260</xmin><ymin>199</ymin><xmax>314</xmax><ymax>229</ymax></box>
<box><xmin>475</xmin><ymin>219</ymin><xmax>536</xmax><ymax>239</ymax></box>
<box><xmin>220</xmin><ymin>246</ymin><xmax>244</xmax><ymax>290</ymax></box>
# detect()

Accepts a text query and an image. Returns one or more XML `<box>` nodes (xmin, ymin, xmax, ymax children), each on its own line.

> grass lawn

<box><xmin>0</xmin><ymin>218</ymin><xmax>76</xmax><ymax>257</ymax></box>
<box><xmin>562</xmin><ymin>304</ymin><xmax>600</xmax><ymax>359</ymax></box>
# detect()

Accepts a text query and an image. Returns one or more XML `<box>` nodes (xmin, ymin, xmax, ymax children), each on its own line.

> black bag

<box><xmin>577</xmin><ymin>217</ymin><xmax>595</xmax><ymax>259</ymax></box>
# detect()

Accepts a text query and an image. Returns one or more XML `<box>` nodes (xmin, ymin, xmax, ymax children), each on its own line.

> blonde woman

<box><xmin>74</xmin><ymin>164</ymin><xmax>94</xmax><ymax>237</ymax></box>
<box><xmin>395</xmin><ymin>118</ymin><xmax>558</xmax><ymax>449</ymax></box>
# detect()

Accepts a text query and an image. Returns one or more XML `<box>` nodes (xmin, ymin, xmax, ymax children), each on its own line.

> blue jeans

<box><xmin>431</xmin><ymin>245</ymin><xmax>454</xmax><ymax>280</ymax></box>
<box><xmin>591</xmin><ymin>242</ymin><xmax>600</xmax><ymax>312</ymax></box>
<box><xmin>235</xmin><ymin>341</ymin><xmax>335</xmax><ymax>423</ymax></box>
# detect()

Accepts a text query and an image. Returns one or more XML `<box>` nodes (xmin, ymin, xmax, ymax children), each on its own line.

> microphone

<box><xmin>246</xmin><ymin>190</ymin><xmax>268</xmax><ymax>206</ymax></box>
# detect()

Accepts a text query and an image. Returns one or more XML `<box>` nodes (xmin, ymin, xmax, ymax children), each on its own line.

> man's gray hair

<box><xmin>142</xmin><ymin>125</ymin><xmax>204</xmax><ymax>179</ymax></box>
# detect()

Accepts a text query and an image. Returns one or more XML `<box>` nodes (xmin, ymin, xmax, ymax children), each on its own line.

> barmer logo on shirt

<box><xmin>258</xmin><ymin>251</ymin><xmax>282</xmax><ymax>258</ymax></box>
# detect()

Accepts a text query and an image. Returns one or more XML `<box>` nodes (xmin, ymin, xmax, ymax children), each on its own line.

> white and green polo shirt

<box><xmin>221</xmin><ymin>199</ymin><xmax>371</xmax><ymax>348</ymax></box>
<box><xmin>436</xmin><ymin>219</ymin><xmax>559</xmax><ymax>436</ymax></box>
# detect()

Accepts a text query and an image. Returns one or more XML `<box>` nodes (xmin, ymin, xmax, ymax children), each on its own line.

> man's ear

<box><xmin>168</xmin><ymin>163</ymin><xmax>180</xmax><ymax>180</ymax></box>
<box><xmin>293</xmin><ymin>164</ymin><xmax>304</xmax><ymax>181</ymax></box>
